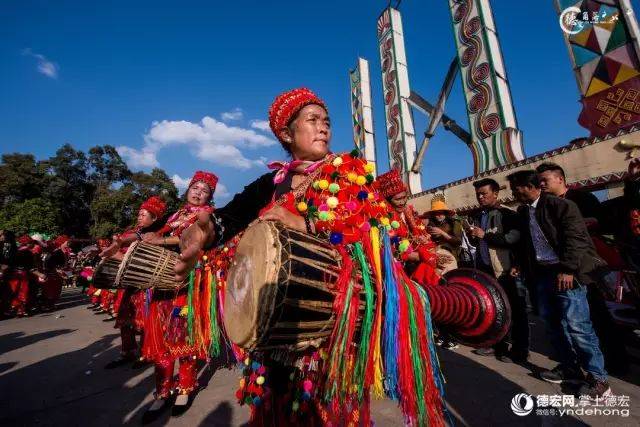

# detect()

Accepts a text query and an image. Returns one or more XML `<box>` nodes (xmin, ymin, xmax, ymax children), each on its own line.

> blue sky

<box><xmin>2</xmin><ymin>0</ymin><xmax>639</xmax><ymax>203</ymax></box>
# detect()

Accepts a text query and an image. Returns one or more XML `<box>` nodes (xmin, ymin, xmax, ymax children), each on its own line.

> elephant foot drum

<box><xmin>93</xmin><ymin>258</ymin><xmax>122</xmax><ymax>289</ymax></box>
<box><xmin>426</xmin><ymin>268</ymin><xmax>511</xmax><ymax>348</ymax></box>
<box><xmin>116</xmin><ymin>241</ymin><xmax>184</xmax><ymax>290</ymax></box>
<box><xmin>224</xmin><ymin>221</ymin><xmax>344</xmax><ymax>352</ymax></box>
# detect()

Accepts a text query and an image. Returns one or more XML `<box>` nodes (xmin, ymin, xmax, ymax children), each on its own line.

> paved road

<box><xmin>0</xmin><ymin>288</ymin><xmax>639</xmax><ymax>426</ymax></box>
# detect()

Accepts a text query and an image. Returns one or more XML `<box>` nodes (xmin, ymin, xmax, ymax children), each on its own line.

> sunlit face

<box><xmin>187</xmin><ymin>181</ymin><xmax>211</xmax><ymax>206</ymax></box>
<box><xmin>475</xmin><ymin>185</ymin><xmax>499</xmax><ymax>208</ymax></box>
<box><xmin>389</xmin><ymin>191</ymin><xmax>408</xmax><ymax>211</ymax></box>
<box><xmin>538</xmin><ymin>171</ymin><xmax>565</xmax><ymax>196</ymax></box>
<box><xmin>137</xmin><ymin>208</ymin><xmax>156</xmax><ymax>228</ymax></box>
<box><xmin>281</xmin><ymin>104</ymin><xmax>331</xmax><ymax>161</ymax></box>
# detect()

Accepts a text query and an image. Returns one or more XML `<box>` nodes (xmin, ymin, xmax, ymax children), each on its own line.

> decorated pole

<box><xmin>555</xmin><ymin>0</ymin><xmax>640</xmax><ymax>137</ymax></box>
<box><xmin>349</xmin><ymin>57</ymin><xmax>378</xmax><ymax>175</ymax></box>
<box><xmin>377</xmin><ymin>7</ymin><xmax>422</xmax><ymax>194</ymax></box>
<box><xmin>448</xmin><ymin>0</ymin><xmax>525</xmax><ymax>173</ymax></box>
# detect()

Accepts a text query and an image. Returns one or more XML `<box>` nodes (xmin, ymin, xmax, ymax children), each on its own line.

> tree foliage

<box><xmin>0</xmin><ymin>144</ymin><xmax>179</xmax><ymax>238</ymax></box>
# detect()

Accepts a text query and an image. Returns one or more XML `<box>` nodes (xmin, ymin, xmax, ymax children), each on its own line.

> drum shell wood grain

<box><xmin>92</xmin><ymin>258</ymin><xmax>122</xmax><ymax>289</ymax></box>
<box><xmin>116</xmin><ymin>241</ymin><xmax>185</xmax><ymax>290</ymax></box>
<box><xmin>224</xmin><ymin>221</ymin><xmax>343</xmax><ymax>352</ymax></box>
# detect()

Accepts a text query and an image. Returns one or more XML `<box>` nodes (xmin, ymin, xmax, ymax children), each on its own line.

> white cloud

<box><xmin>22</xmin><ymin>48</ymin><xmax>58</xmax><ymax>79</ymax></box>
<box><xmin>171</xmin><ymin>174</ymin><xmax>190</xmax><ymax>191</ymax></box>
<box><xmin>118</xmin><ymin>115</ymin><xmax>276</xmax><ymax>171</ymax></box>
<box><xmin>250</xmin><ymin>119</ymin><xmax>271</xmax><ymax>132</ymax></box>
<box><xmin>117</xmin><ymin>146</ymin><xmax>159</xmax><ymax>168</ymax></box>
<box><xmin>172</xmin><ymin>174</ymin><xmax>231</xmax><ymax>200</ymax></box>
<box><xmin>221</xmin><ymin>108</ymin><xmax>243</xmax><ymax>122</ymax></box>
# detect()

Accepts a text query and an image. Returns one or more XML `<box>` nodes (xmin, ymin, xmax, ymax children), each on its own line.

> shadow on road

<box><xmin>0</xmin><ymin>329</ymin><xmax>76</xmax><ymax>354</ymax></box>
<box><xmin>197</xmin><ymin>401</ymin><xmax>234</xmax><ymax>427</ymax></box>
<box><xmin>438</xmin><ymin>345</ymin><xmax>587</xmax><ymax>426</ymax></box>
<box><xmin>0</xmin><ymin>333</ymin><xmax>158</xmax><ymax>426</ymax></box>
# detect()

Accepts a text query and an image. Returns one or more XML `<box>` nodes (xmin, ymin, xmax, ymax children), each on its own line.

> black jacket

<box><xmin>516</xmin><ymin>192</ymin><xmax>604</xmax><ymax>284</ymax></box>
<box><xmin>210</xmin><ymin>171</ymin><xmax>278</xmax><ymax>247</ymax></box>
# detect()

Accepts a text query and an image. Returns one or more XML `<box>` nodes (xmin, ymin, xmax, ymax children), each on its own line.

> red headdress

<box><xmin>188</xmin><ymin>171</ymin><xmax>218</xmax><ymax>195</ymax></box>
<box><xmin>376</xmin><ymin>169</ymin><xmax>408</xmax><ymax>199</ymax></box>
<box><xmin>268</xmin><ymin>88</ymin><xmax>327</xmax><ymax>142</ymax></box>
<box><xmin>53</xmin><ymin>235</ymin><xmax>70</xmax><ymax>249</ymax></box>
<box><xmin>140</xmin><ymin>196</ymin><xmax>167</xmax><ymax>219</ymax></box>
<box><xmin>17</xmin><ymin>235</ymin><xmax>33</xmax><ymax>247</ymax></box>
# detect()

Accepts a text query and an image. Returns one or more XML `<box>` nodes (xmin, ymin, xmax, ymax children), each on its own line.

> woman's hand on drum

<box><xmin>99</xmin><ymin>240</ymin><xmax>120</xmax><ymax>259</ymax></box>
<box><xmin>175</xmin><ymin>211</ymin><xmax>215</xmax><ymax>282</ymax></box>
<box><xmin>260</xmin><ymin>205</ymin><xmax>306</xmax><ymax>232</ymax></box>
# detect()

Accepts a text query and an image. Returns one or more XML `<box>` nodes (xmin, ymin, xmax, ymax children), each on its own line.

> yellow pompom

<box><xmin>318</xmin><ymin>179</ymin><xmax>329</xmax><ymax>190</ymax></box>
<box><xmin>347</xmin><ymin>172</ymin><xmax>358</xmax><ymax>183</ymax></box>
<box><xmin>380</xmin><ymin>217</ymin><xmax>390</xmax><ymax>226</ymax></box>
<box><xmin>297</xmin><ymin>202</ymin><xmax>308</xmax><ymax>212</ymax></box>
<box><xmin>202</xmin><ymin>255</ymin><xmax>208</xmax><ymax>261</ymax></box>
<box><xmin>223</xmin><ymin>247</ymin><xmax>229</xmax><ymax>253</ymax></box>
<box><xmin>356</xmin><ymin>175</ymin><xmax>366</xmax><ymax>186</ymax></box>
<box><xmin>332</xmin><ymin>157</ymin><xmax>343</xmax><ymax>167</ymax></box>
<box><xmin>368</xmin><ymin>192</ymin><xmax>375</xmax><ymax>200</ymax></box>
<box><xmin>327</xmin><ymin>211</ymin><xmax>336</xmax><ymax>221</ymax></box>
<box><xmin>326</xmin><ymin>197</ymin><xmax>339</xmax><ymax>209</ymax></box>
<box><xmin>244</xmin><ymin>358</ymin><xmax>250</xmax><ymax>366</ymax></box>
<box><xmin>364</xmin><ymin>162</ymin><xmax>375</xmax><ymax>173</ymax></box>
<box><xmin>401</xmin><ymin>239</ymin><xmax>411</xmax><ymax>247</ymax></box>
<box><xmin>379</xmin><ymin>201</ymin><xmax>386</xmax><ymax>209</ymax></box>
<box><xmin>179</xmin><ymin>306</ymin><xmax>189</xmax><ymax>317</ymax></box>
<box><xmin>256</xmin><ymin>376</ymin><xmax>265</xmax><ymax>385</ymax></box>
<box><xmin>239</xmin><ymin>378</ymin><xmax>245</xmax><ymax>388</ymax></box>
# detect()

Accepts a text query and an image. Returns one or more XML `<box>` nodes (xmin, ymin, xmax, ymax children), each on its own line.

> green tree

<box><xmin>0</xmin><ymin>153</ymin><xmax>47</xmax><ymax>206</ymax></box>
<box><xmin>89</xmin><ymin>168</ymin><xmax>179</xmax><ymax>238</ymax></box>
<box><xmin>87</xmin><ymin>145</ymin><xmax>131</xmax><ymax>187</ymax></box>
<box><xmin>0</xmin><ymin>198</ymin><xmax>61</xmax><ymax>236</ymax></box>
<box><xmin>43</xmin><ymin>144</ymin><xmax>93</xmax><ymax>236</ymax></box>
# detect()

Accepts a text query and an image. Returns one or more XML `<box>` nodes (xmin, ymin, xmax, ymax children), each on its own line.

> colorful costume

<box><xmin>142</xmin><ymin>172</ymin><xmax>218</xmax><ymax>399</ymax></box>
<box><xmin>114</xmin><ymin>196</ymin><xmax>168</xmax><ymax>359</ymax></box>
<box><xmin>211</xmin><ymin>89</ymin><xmax>447</xmax><ymax>426</ymax></box>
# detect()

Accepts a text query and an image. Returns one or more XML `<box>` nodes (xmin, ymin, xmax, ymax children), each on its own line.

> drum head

<box><xmin>224</xmin><ymin>221</ymin><xmax>281</xmax><ymax>350</ymax></box>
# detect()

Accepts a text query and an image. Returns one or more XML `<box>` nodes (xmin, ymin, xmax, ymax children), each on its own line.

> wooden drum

<box><xmin>224</xmin><ymin>221</ymin><xmax>344</xmax><ymax>352</ymax></box>
<box><xmin>116</xmin><ymin>241</ymin><xmax>184</xmax><ymax>290</ymax></box>
<box><xmin>93</xmin><ymin>258</ymin><xmax>122</xmax><ymax>289</ymax></box>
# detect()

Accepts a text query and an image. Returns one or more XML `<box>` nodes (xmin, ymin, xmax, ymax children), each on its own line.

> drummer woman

<box><xmin>139</xmin><ymin>171</ymin><xmax>217</xmax><ymax>422</ymax></box>
<box><xmin>100</xmin><ymin>196</ymin><xmax>167</xmax><ymax>369</ymax></box>
<box><xmin>176</xmin><ymin>88</ymin><xmax>447</xmax><ymax>426</ymax></box>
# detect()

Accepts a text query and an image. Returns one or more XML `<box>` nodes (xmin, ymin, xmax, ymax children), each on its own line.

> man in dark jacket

<box><xmin>507</xmin><ymin>170</ymin><xmax>610</xmax><ymax>400</ymax></box>
<box><xmin>536</xmin><ymin>162</ymin><xmax>629</xmax><ymax>375</ymax></box>
<box><xmin>468</xmin><ymin>178</ymin><xmax>529</xmax><ymax>363</ymax></box>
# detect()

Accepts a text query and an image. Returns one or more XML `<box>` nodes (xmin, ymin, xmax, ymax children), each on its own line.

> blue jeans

<box><xmin>533</xmin><ymin>270</ymin><xmax>607</xmax><ymax>381</ymax></box>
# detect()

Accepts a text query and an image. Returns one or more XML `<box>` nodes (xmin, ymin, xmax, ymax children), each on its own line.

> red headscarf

<box><xmin>268</xmin><ymin>88</ymin><xmax>327</xmax><ymax>142</ymax></box>
<box><xmin>188</xmin><ymin>171</ymin><xmax>218</xmax><ymax>196</ymax></box>
<box><xmin>140</xmin><ymin>196</ymin><xmax>167</xmax><ymax>219</ymax></box>
<box><xmin>376</xmin><ymin>169</ymin><xmax>408</xmax><ymax>199</ymax></box>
